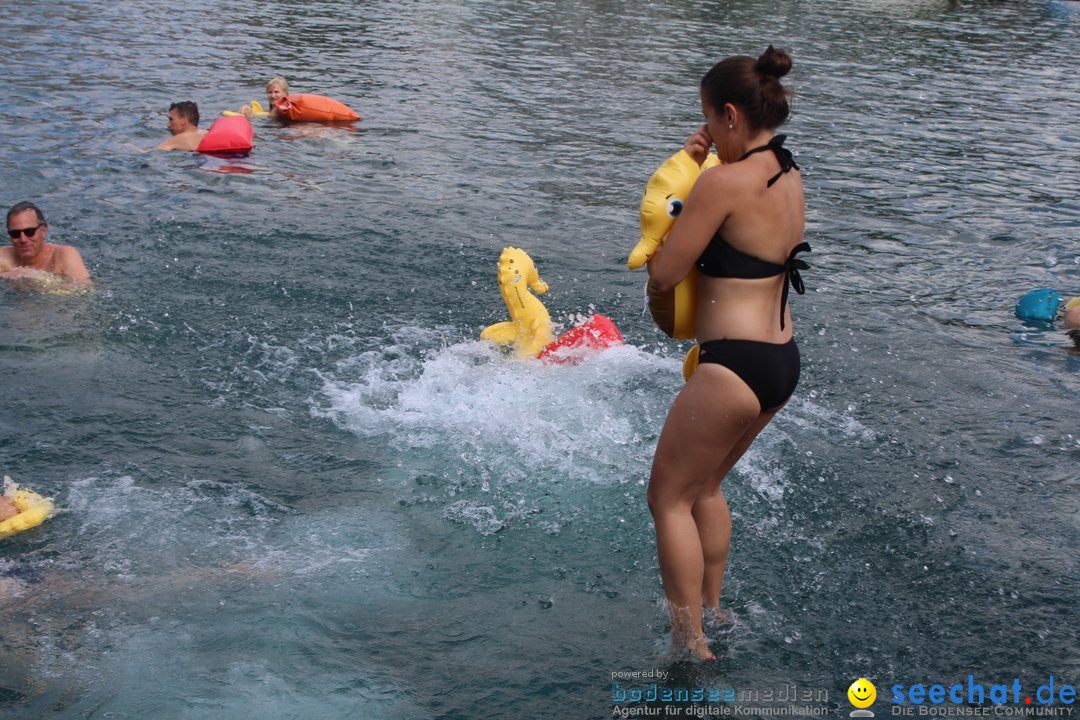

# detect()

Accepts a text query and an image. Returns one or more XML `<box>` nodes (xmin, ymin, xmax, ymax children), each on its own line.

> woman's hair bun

<box><xmin>755</xmin><ymin>45</ymin><xmax>792</xmax><ymax>80</ymax></box>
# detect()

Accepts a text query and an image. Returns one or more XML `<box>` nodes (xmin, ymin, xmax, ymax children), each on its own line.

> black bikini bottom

<box><xmin>698</xmin><ymin>337</ymin><xmax>801</xmax><ymax>412</ymax></box>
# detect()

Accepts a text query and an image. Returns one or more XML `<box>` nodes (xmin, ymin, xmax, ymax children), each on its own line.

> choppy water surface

<box><xmin>1</xmin><ymin>1</ymin><xmax>1078</xmax><ymax>718</ymax></box>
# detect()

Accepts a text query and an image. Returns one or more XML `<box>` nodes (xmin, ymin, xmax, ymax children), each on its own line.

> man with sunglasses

<box><xmin>2</xmin><ymin>201</ymin><xmax>90</xmax><ymax>285</ymax></box>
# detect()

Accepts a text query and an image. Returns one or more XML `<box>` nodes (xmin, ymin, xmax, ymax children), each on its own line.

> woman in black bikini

<box><xmin>646</xmin><ymin>45</ymin><xmax>809</xmax><ymax>659</ymax></box>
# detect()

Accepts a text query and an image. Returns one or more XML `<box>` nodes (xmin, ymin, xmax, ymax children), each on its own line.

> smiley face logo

<box><xmin>848</xmin><ymin>678</ymin><xmax>876</xmax><ymax>709</ymax></box>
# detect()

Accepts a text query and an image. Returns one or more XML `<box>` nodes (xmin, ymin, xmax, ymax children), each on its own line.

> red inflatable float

<box><xmin>275</xmin><ymin>94</ymin><xmax>361</xmax><ymax>123</ymax></box>
<box><xmin>538</xmin><ymin>314</ymin><xmax>623</xmax><ymax>364</ymax></box>
<box><xmin>197</xmin><ymin>115</ymin><xmax>254</xmax><ymax>155</ymax></box>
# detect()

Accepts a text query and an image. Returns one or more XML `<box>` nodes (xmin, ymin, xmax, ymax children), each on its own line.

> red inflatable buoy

<box><xmin>538</xmin><ymin>313</ymin><xmax>623</xmax><ymax>364</ymax></box>
<box><xmin>276</xmin><ymin>94</ymin><xmax>361</xmax><ymax>123</ymax></box>
<box><xmin>197</xmin><ymin>115</ymin><xmax>254</xmax><ymax>155</ymax></box>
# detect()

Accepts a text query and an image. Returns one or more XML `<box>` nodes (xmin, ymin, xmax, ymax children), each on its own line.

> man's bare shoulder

<box><xmin>54</xmin><ymin>243</ymin><xmax>83</xmax><ymax>258</ymax></box>
<box><xmin>154</xmin><ymin>135</ymin><xmax>182</xmax><ymax>151</ymax></box>
<box><xmin>0</xmin><ymin>246</ymin><xmax>14</xmax><ymax>271</ymax></box>
<box><xmin>155</xmin><ymin>130</ymin><xmax>207</xmax><ymax>152</ymax></box>
<box><xmin>54</xmin><ymin>244</ymin><xmax>91</xmax><ymax>283</ymax></box>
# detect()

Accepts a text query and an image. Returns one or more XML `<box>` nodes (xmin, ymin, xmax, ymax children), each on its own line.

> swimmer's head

<box><xmin>167</xmin><ymin>101</ymin><xmax>200</xmax><ymax>132</ymax></box>
<box><xmin>1064</xmin><ymin>304</ymin><xmax>1080</xmax><ymax>332</ymax></box>
<box><xmin>6</xmin><ymin>200</ymin><xmax>46</xmax><ymax>228</ymax></box>
<box><xmin>266</xmin><ymin>77</ymin><xmax>289</xmax><ymax>105</ymax></box>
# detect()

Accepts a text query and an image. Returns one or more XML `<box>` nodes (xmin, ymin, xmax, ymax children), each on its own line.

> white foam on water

<box><xmin>60</xmin><ymin>475</ymin><xmax>289</xmax><ymax>574</ymax></box>
<box><xmin>318</xmin><ymin>333</ymin><xmax>677</xmax><ymax>481</ymax></box>
<box><xmin>314</xmin><ymin>331</ymin><xmax>685</xmax><ymax>536</ymax></box>
<box><xmin>314</xmin><ymin>326</ymin><xmax>888</xmax><ymax>540</ymax></box>
<box><xmin>780</xmin><ymin>393</ymin><xmax>877</xmax><ymax>442</ymax></box>
<box><xmin>5</xmin><ymin>474</ymin><xmax>418</xmax><ymax>717</ymax></box>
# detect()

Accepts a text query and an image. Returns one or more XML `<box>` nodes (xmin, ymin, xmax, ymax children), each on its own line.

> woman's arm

<box><xmin>647</xmin><ymin>166</ymin><xmax>731</xmax><ymax>292</ymax></box>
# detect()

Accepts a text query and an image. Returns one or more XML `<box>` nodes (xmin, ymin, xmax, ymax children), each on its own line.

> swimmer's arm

<box><xmin>152</xmin><ymin>136</ymin><xmax>182</xmax><ymax>151</ymax></box>
<box><xmin>647</xmin><ymin>167</ymin><xmax>730</xmax><ymax>292</ymax></box>
<box><xmin>58</xmin><ymin>246</ymin><xmax>91</xmax><ymax>285</ymax></box>
<box><xmin>0</xmin><ymin>267</ymin><xmax>46</xmax><ymax>279</ymax></box>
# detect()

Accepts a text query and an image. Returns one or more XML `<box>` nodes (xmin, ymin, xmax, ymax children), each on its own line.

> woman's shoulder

<box><xmin>696</xmin><ymin>160</ymin><xmax>751</xmax><ymax>198</ymax></box>
<box><xmin>701</xmin><ymin>151</ymin><xmax>803</xmax><ymax>197</ymax></box>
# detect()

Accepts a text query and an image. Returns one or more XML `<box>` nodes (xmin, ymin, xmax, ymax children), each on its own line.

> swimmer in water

<box><xmin>2</xmin><ymin>201</ymin><xmax>91</xmax><ymax>287</ymax></box>
<box><xmin>1064</xmin><ymin>302</ymin><xmax>1080</xmax><ymax>348</ymax></box>
<box><xmin>240</xmin><ymin>76</ymin><xmax>289</xmax><ymax>119</ymax></box>
<box><xmin>645</xmin><ymin>46</ymin><xmax>809</xmax><ymax>660</ymax></box>
<box><xmin>152</xmin><ymin>101</ymin><xmax>209</xmax><ymax>151</ymax></box>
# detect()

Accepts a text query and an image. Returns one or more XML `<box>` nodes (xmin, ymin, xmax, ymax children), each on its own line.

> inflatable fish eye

<box><xmin>628</xmin><ymin>149</ymin><xmax>719</xmax><ymax>271</ymax></box>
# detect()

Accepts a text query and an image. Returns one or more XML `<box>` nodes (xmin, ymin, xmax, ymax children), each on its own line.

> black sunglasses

<box><xmin>8</xmin><ymin>223</ymin><xmax>44</xmax><ymax>239</ymax></box>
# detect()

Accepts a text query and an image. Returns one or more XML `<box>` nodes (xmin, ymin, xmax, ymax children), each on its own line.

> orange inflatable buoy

<box><xmin>275</xmin><ymin>94</ymin><xmax>361</xmax><ymax>123</ymax></box>
<box><xmin>197</xmin><ymin>115</ymin><xmax>254</xmax><ymax>155</ymax></box>
<box><xmin>538</xmin><ymin>314</ymin><xmax>624</xmax><ymax>364</ymax></box>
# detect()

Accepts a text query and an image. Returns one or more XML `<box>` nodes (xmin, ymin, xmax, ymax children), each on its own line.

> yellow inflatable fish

<box><xmin>628</xmin><ymin>149</ymin><xmax>720</xmax><ymax>270</ymax></box>
<box><xmin>480</xmin><ymin>247</ymin><xmax>554</xmax><ymax>359</ymax></box>
<box><xmin>630</xmin><ymin>149</ymin><xmax>720</xmax><ymax>342</ymax></box>
<box><xmin>0</xmin><ymin>476</ymin><xmax>54</xmax><ymax>540</ymax></box>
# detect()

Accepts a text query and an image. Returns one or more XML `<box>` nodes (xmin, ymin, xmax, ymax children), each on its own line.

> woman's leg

<box><xmin>692</xmin><ymin>490</ymin><xmax>730</xmax><ymax>612</ymax></box>
<box><xmin>693</xmin><ymin>409</ymin><xmax>778</xmax><ymax>612</ymax></box>
<box><xmin>647</xmin><ymin>364</ymin><xmax>761</xmax><ymax>658</ymax></box>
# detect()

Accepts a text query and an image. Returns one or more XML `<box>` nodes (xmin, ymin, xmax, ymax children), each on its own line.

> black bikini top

<box><xmin>694</xmin><ymin>135</ymin><xmax>809</xmax><ymax>330</ymax></box>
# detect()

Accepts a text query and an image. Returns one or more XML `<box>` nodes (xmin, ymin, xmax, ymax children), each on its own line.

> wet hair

<box><xmin>168</xmin><ymin>101</ymin><xmax>200</xmax><ymax>127</ymax></box>
<box><xmin>267</xmin><ymin>77</ymin><xmax>289</xmax><ymax>93</ymax></box>
<box><xmin>6</xmin><ymin>201</ymin><xmax>46</xmax><ymax>227</ymax></box>
<box><xmin>700</xmin><ymin>45</ymin><xmax>793</xmax><ymax>131</ymax></box>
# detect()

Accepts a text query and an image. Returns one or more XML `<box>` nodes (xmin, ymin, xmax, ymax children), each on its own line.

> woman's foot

<box><xmin>669</xmin><ymin>604</ymin><xmax>717</xmax><ymax>660</ymax></box>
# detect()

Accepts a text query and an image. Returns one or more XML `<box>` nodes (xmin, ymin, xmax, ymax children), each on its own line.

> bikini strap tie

<box><xmin>779</xmin><ymin>241</ymin><xmax>811</xmax><ymax>330</ymax></box>
<box><xmin>739</xmin><ymin>134</ymin><xmax>799</xmax><ymax>188</ymax></box>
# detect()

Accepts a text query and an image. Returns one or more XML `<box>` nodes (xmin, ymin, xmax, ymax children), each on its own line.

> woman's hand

<box><xmin>683</xmin><ymin>124</ymin><xmax>713</xmax><ymax>166</ymax></box>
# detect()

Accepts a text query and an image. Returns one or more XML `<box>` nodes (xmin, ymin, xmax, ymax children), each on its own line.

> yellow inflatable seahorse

<box><xmin>480</xmin><ymin>247</ymin><xmax>554</xmax><ymax>359</ymax></box>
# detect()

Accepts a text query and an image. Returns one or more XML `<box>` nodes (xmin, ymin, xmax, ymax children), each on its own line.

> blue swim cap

<box><xmin>1015</xmin><ymin>288</ymin><xmax>1060</xmax><ymax>321</ymax></box>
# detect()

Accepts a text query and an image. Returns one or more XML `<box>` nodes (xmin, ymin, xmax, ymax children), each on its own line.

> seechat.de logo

<box><xmin>848</xmin><ymin>678</ymin><xmax>877</xmax><ymax>718</ymax></box>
